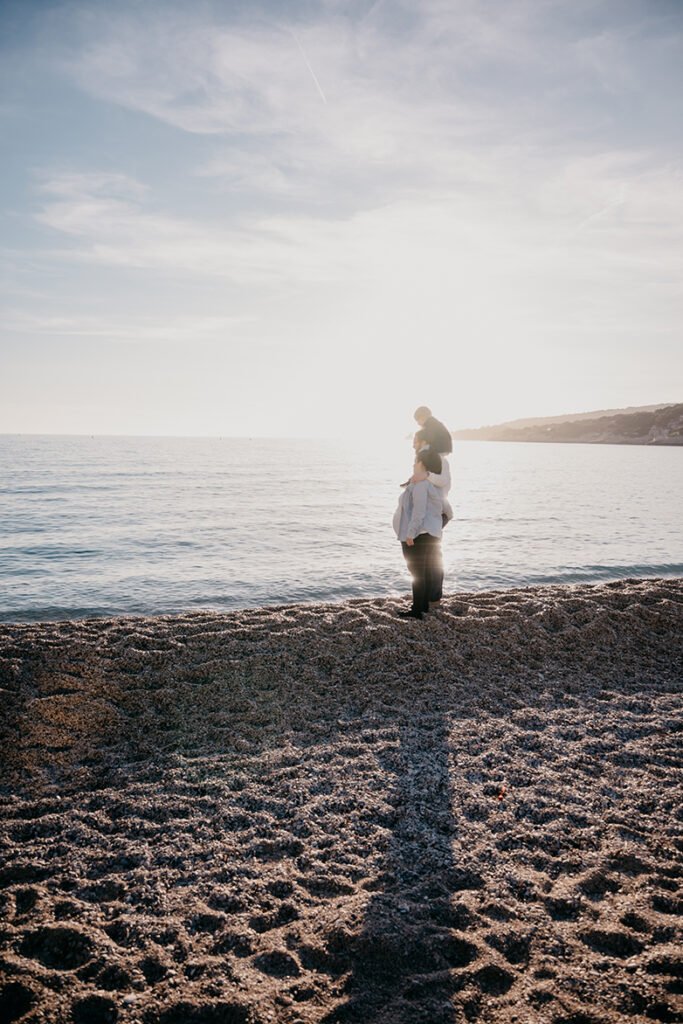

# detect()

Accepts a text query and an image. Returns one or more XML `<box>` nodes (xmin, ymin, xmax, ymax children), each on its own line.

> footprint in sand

<box><xmin>0</xmin><ymin>982</ymin><xmax>36</xmax><ymax>1024</ymax></box>
<box><xmin>19</xmin><ymin>925</ymin><xmax>95</xmax><ymax>970</ymax></box>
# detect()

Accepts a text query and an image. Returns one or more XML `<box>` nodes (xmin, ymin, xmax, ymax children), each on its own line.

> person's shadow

<box><xmin>320</xmin><ymin>710</ymin><xmax>482</xmax><ymax>1024</ymax></box>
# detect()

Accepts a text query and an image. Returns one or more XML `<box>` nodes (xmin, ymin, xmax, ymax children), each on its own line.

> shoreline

<box><xmin>1</xmin><ymin>577</ymin><xmax>682</xmax><ymax>1023</ymax></box>
<box><xmin>453</xmin><ymin>437</ymin><xmax>683</xmax><ymax>446</ymax></box>
<box><xmin>2</xmin><ymin>572</ymin><xmax>683</xmax><ymax>627</ymax></box>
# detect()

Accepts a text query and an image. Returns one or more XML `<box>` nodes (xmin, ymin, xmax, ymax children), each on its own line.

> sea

<box><xmin>1</xmin><ymin>435</ymin><xmax>681</xmax><ymax>622</ymax></box>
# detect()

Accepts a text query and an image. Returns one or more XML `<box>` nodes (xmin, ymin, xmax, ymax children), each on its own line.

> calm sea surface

<box><xmin>1</xmin><ymin>435</ymin><xmax>681</xmax><ymax>621</ymax></box>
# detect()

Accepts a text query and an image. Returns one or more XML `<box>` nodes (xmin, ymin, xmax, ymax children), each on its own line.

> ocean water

<box><xmin>1</xmin><ymin>435</ymin><xmax>681</xmax><ymax>621</ymax></box>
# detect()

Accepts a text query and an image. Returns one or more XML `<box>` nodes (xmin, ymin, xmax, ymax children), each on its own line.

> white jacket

<box><xmin>424</xmin><ymin>451</ymin><xmax>453</xmax><ymax>523</ymax></box>
<box><xmin>393</xmin><ymin>480</ymin><xmax>444</xmax><ymax>542</ymax></box>
<box><xmin>427</xmin><ymin>454</ymin><xmax>451</xmax><ymax>495</ymax></box>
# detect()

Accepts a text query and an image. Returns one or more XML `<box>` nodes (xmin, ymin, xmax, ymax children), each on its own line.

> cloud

<box><xmin>30</xmin><ymin>140</ymin><xmax>683</xmax><ymax>338</ymax></box>
<box><xmin>36</xmin><ymin>171</ymin><xmax>147</xmax><ymax>200</ymax></box>
<box><xmin>58</xmin><ymin>2</ymin><xmax>515</xmax><ymax>205</ymax></box>
<box><xmin>66</xmin><ymin>15</ymin><xmax>338</xmax><ymax>136</ymax></box>
<box><xmin>60</xmin><ymin>1</ymin><xmax>676</xmax><ymax>138</ymax></box>
<box><xmin>7</xmin><ymin>3</ymin><xmax>683</xmax><ymax>404</ymax></box>
<box><xmin>35</xmin><ymin>1</ymin><xmax>683</xmax><ymax>297</ymax></box>
<box><xmin>3</xmin><ymin>309</ymin><xmax>254</xmax><ymax>343</ymax></box>
<box><xmin>48</xmin><ymin>0</ymin><xmax>682</xmax><ymax>231</ymax></box>
<box><xmin>34</xmin><ymin>171</ymin><xmax>334</xmax><ymax>283</ymax></box>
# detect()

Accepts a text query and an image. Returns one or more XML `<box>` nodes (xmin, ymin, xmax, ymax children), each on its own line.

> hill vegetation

<box><xmin>453</xmin><ymin>403</ymin><xmax>683</xmax><ymax>445</ymax></box>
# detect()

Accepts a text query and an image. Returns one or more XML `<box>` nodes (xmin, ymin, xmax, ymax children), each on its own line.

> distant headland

<box><xmin>453</xmin><ymin>403</ymin><xmax>683</xmax><ymax>446</ymax></box>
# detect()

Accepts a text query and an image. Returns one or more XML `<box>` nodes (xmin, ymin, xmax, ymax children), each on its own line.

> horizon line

<box><xmin>0</xmin><ymin>400</ymin><xmax>678</xmax><ymax>442</ymax></box>
<box><xmin>0</xmin><ymin>431</ymin><xmax>389</xmax><ymax>441</ymax></box>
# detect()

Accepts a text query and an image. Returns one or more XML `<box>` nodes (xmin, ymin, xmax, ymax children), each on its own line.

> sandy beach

<box><xmin>1</xmin><ymin>578</ymin><xmax>682</xmax><ymax>1024</ymax></box>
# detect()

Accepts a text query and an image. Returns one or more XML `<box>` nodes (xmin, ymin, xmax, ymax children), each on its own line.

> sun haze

<box><xmin>1</xmin><ymin>0</ymin><xmax>681</xmax><ymax>437</ymax></box>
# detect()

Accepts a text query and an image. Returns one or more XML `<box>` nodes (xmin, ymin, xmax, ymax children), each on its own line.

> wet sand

<box><xmin>1</xmin><ymin>578</ymin><xmax>682</xmax><ymax>1024</ymax></box>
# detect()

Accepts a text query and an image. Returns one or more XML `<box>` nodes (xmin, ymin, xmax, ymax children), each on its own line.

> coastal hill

<box><xmin>453</xmin><ymin>403</ymin><xmax>683</xmax><ymax>445</ymax></box>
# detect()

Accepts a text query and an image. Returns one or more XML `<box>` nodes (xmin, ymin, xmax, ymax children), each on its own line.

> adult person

<box><xmin>393</xmin><ymin>447</ymin><xmax>443</xmax><ymax>620</ymax></box>
<box><xmin>412</xmin><ymin>430</ymin><xmax>451</xmax><ymax>606</ymax></box>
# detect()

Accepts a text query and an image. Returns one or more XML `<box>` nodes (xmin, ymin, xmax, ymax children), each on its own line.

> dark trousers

<box><xmin>430</xmin><ymin>538</ymin><xmax>444</xmax><ymax>601</ymax></box>
<box><xmin>401</xmin><ymin>534</ymin><xmax>440</xmax><ymax>613</ymax></box>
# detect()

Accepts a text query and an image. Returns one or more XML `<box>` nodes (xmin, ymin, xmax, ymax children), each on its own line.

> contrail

<box><xmin>358</xmin><ymin>0</ymin><xmax>386</xmax><ymax>25</ymax></box>
<box><xmin>289</xmin><ymin>28</ymin><xmax>327</xmax><ymax>104</ymax></box>
<box><xmin>573</xmin><ymin>186</ymin><xmax>627</xmax><ymax>235</ymax></box>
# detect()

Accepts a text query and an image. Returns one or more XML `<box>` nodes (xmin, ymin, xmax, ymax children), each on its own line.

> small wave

<box><xmin>2</xmin><ymin>567</ymin><xmax>682</xmax><ymax>623</ymax></box>
<box><xmin>471</xmin><ymin>564</ymin><xmax>683</xmax><ymax>589</ymax></box>
<box><xmin>1</xmin><ymin>436</ymin><xmax>681</xmax><ymax>621</ymax></box>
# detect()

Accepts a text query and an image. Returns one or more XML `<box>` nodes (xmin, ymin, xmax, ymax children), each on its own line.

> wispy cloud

<box><xmin>50</xmin><ymin>1</ymin><xmax>682</xmax><ymax>216</ymax></box>
<box><xmin>36</xmin><ymin>171</ymin><xmax>147</xmax><ymax>201</ymax></box>
<box><xmin>3</xmin><ymin>0</ymin><xmax>682</xmax><ymax>433</ymax></box>
<box><xmin>32</xmin><ymin>143</ymin><xmax>683</xmax><ymax>293</ymax></box>
<box><xmin>59</xmin><ymin>4</ymin><xmax>506</xmax><ymax>200</ymax></box>
<box><xmin>34</xmin><ymin>171</ymin><xmax>329</xmax><ymax>283</ymax></box>
<box><xmin>4</xmin><ymin>309</ymin><xmax>254</xmax><ymax>343</ymax></box>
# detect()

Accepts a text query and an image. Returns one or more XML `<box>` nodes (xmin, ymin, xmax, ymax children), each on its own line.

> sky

<box><xmin>1</xmin><ymin>0</ymin><xmax>682</xmax><ymax>438</ymax></box>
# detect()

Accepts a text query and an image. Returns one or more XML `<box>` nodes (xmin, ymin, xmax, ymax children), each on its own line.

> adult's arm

<box><xmin>406</xmin><ymin>482</ymin><xmax>428</xmax><ymax>540</ymax></box>
<box><xmin>392</xmin><ymin>490</ymin><xmax>407</xmax><ymax>538</ymax></box>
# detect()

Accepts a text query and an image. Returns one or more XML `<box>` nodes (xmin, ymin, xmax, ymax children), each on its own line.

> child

<box><xmin>413</xmin><ymin>405</ymin><xmax>452</xmax><ymax>454</ymax></box>
<box><xmin>413</xmin><ymin>429</ymin><xmax>453</xmax><ymax>526</ymax></box>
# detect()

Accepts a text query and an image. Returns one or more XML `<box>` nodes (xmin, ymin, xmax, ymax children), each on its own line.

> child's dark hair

<box><xmin>417</xmin><ymin>448</ymin><xmax>442</xmax><ymax>474</ymax></box>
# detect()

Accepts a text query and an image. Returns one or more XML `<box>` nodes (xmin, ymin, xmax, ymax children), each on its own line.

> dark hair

<box><xmin>414</xmin><ymin>429</ymin><xmax>428</xmax><ymax>444</ymax></box>
<box><xmin>417</xmin><ymin>448</ymin><xmax>442</xmax><ymax>474</ymax></box>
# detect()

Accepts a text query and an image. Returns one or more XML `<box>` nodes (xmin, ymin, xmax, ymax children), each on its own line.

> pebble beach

<box><xmin>1</xmin><ymin>578</ymin><xmax>682</xmax><ymax>1024</ymax></box>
